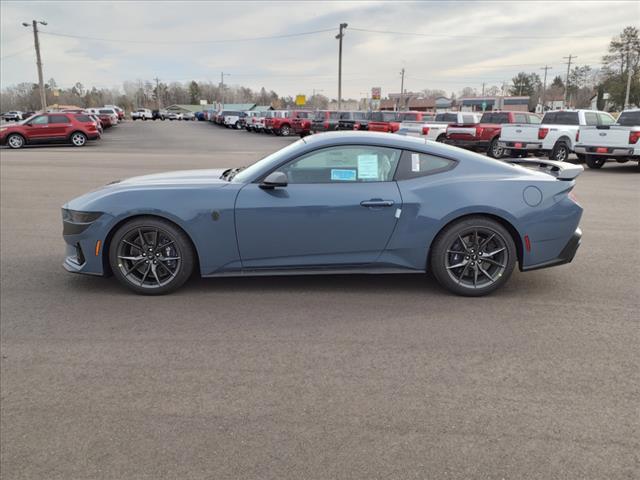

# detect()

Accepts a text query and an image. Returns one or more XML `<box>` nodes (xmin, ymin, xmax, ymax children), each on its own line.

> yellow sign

<box><xmin>295</xmin><ymin>95</ymin><xmax>306</xmax><ymax>106</ymax></box>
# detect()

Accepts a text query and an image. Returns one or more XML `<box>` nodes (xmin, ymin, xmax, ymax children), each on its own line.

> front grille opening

<box><xmin>75</xmin><ymin>242</ymin><xmax>86</xmax><ymax>265</ymax></box>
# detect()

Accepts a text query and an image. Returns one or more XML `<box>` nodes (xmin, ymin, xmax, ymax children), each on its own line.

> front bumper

<box><xmin>522</xmin><ymin>228</ymin><xmax>582</xmax><ymax>272</ymax></box>
<box><xmin>574</xmin><ymin>145</ymin><xmax>638</xmax><ymax>157</ymax></box>
<box><xmin>498</xmin><ymin>140</ymin><xmax>543</xmax><ymax>151</ymax></box>
<box><xmin>62</xmin><ymin>212</ymin><xmax>114</xmax><ymax>276</ymax></box>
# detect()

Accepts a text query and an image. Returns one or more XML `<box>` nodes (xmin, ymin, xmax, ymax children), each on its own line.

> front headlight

<box><xmin>62</xmin><ymin>209</ymin><xmax>103</xmax><ymax>223</ymax></box>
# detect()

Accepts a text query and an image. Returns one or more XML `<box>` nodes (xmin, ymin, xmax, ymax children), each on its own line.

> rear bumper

<box><xmin>445</xmin><ymin>138</ymin><xmax>489</xmax><ymax>149</ymax></box>
<box><xmin>574</xmin><ymin>145</ymin><xmax>638</xmax><ymax>157</ymax></box>
<box><xmin>499</xmin><ymin>140</ymin><xmax>543</xmax><ymax>151</ymax></box>
<box><xmin>522</xmin><ymin>228</ymin><xmax>582</xmax><ymax>272</ymax></box>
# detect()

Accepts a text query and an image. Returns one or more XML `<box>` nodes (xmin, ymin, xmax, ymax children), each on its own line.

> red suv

<box><xmin>1</xmin><ymin>112</ymin><xmax>101</xmax><ymax>149</ymax></box>
<box><xmin>265</xmin><ymin>110</ymin><xmax>311</xmax><ymax>136</ymax></box>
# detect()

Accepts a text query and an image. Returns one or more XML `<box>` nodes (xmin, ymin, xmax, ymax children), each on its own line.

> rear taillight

<box><xmin>422</xmin><ymin>126</ymin><xmax>430</xmax><ymax>135</ymax></box>
<box><xmin>568</xmin><ymin>190</ymin><xmax>580</xmax><ymax>206</ymax></box>
<box><xmin>575</xmin><ymin>130</ymin><xmax>579</xmax><ymax>142</ymax></box>
<box><xmin>475</xmin><ymin>126</ymin><xmax>484</xmax><ymax>137</ymax></box>
<box><xmin>324</xmin><ymin>121</ymin><xmax>329</xmax><ymax>129</ymax></box>
<box><xmin>354</xmin><ymin>122</ymin><xmax>360</xmax><ymax>130</ymax></box>
<box><xmin>538</xmin><ymin>127</ymin><xmax>549</xmax><ymax>140</ymax></box>
<box><xmin>629</xmin><ymin>131</ymin><xmax>640</xmax><ymax>144</ymax></box>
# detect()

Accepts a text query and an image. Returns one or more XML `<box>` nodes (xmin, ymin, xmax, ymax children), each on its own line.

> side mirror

<box><xmin>260</xmin><ymin>171</ymin><xmax>288</xmax><ymax>189</ymax></box>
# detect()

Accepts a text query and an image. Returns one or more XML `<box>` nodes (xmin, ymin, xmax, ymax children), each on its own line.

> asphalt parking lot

<box><xmin>1</xmin><ymin>121</ymin><xmax>638</xmax><ymax>479</ymax></box>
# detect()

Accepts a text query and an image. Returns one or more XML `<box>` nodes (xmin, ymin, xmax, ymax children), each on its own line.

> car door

<box><xmin>47</xmin><ymin>114</ymin><xmax>72</xmax><ymax>139</ymax></box>
<box><xmin>24</xmin><ymin>114</ymin><xmax>50</xmax><ymax>141</ymax></box>
<box><xmin>234</xmin><ymin>145</ymin><xmax>403</xmax><ymax>269</ymax></box>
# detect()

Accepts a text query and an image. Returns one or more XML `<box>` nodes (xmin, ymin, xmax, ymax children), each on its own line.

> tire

<box><xmin>235</xmin><ymin>121</ymin><xmax>240</xmax><ymax>130</ymax></box>
<box><xmin>430</xmin><ymin>216</ymin><xmax>517</xmax><ymax>297</ymax></box>
<box><xmin>109</xmin><ymin>216</ymin><xmax>195</xmax><ymax>295</ymax></box>
<box><xmin>70</xmin><ymin>132</ymin><xmax>87</xmax><ymax>147</ymax></box>
<box><xmin>487</xmin><ymin>137</ymin><xmax>505</xmax><ymax>159</ymax></box>
<box><xmin>550</xmin><ymin>141</ymin><xmax>570</xmax><ymax>162</ymax></box>
<box><xmin>132</xmin><ymin>118</ymin><xmax>137</xmax><ymax>121</ymax></box>
<box><xmin>436</xmin><ymin>134</ymin><xmax>446</xmax><ymax>143</ymax></box>
<box><xmin>585</xmin><ymin>155</ymin><xmax>606</xmax><ymax>169</ymax></box>
<box><xmin>6</xmin><ymin>133</ymin><xmax>25</xmax><ymax>149</ymax></box>
<box><xmin>279</xmin><ymin>124</ymin><xmax>291</xmax><ymax>136</ymax></box>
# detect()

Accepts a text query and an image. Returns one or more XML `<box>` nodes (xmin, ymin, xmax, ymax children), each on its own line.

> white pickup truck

<box><xmin>397</xmin><ymin>112</ymin><xmax>480</xmax><ymax>142</ymax></box>
<box><xmin>574</xmin><ymin>109</ymin><xmax>640</xmax><ymax>169</ymax></box>
<box><xmin>498</xmin><ymin>109</ymin><xmax>616</xmax><ymax>161</ymax></box>
<box><xmin>131</xmin><ymin>108</ymin><xmax>153</xmax><ymax>120</ymax></box>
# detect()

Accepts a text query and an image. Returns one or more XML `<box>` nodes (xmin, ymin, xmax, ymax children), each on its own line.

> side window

<box><xmin>395</xmin><ymin>151</ymin><xmax>456</xmax><ymax>180</ymax></box>
<box><xmin>280</xmin><ymin>146</ymin><xmax>401</xmax><ymax>184</ymax></box>
<box><xmin>584</xmin><ymin>112</ymin><xmax>598</xmax><ymax>126</ymax></box>
<box><xmin>528</xmin><ymin>115</ymin><xmax>541</xmax><ymax>124</ymax></box>
<box><xmin>514</xmin><ymin>113</ymin><xmax>528</xmax><ymax>123</ymax></box>
<box><xmin>49</xmin><ymin>114</ymin><xmax>70</xmax><ymax>124</ymax></box>
<box><xmin>597</xmin><ymin>113</ymin><xmax>615</xmax><ymax>126</ymax></box>
<box><xmin>30</xmin><ymin>115</ymin><xmax>48</xmax><ymax>125</ymax></box>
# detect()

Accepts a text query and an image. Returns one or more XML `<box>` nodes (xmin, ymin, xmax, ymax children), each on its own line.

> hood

<box><xmin>116</xmin><ymin>168</ymin><xmax>229</xmax><ymax>187</ymax></box>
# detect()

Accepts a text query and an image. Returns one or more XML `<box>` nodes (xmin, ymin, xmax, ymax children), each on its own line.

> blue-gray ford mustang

<box><xmin>62</xmin><ymin>131</ymin><xmax>583</xmax><ymax>296</ymax></box>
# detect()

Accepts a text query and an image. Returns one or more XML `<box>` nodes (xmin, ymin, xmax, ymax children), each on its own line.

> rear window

<box><xmin>75</xmin><ymin>115</ymin><xmax>92</xmax><ymax>122</ymax></box>
<box><xmin>296</xmin><ymin>112</ymin><xmax>310</xmax><ymax>119</ymax></box>
<box><xmin>399</xmin><ymin>113</ymin><xmax>418</xmax><ymax>121</ymax></box>
<box><xmin>543</xmin><ymin>111</ymin><xmax>579</xmax><ymax>125</ymax></box>
<box><xmin>616</xmin><ymin>111</ymin><xmax>640</xmax><ymax>126</ymax></box>
<box><xmin>329</xmin><ymin>112</ymin><xmax>340</xmax><ymax>120</ymax></box>
<box><xmin>99</xmin><ymin>109</ymin><xmax>113</xmax><ymax>114</ymax></box>
<box><xmin>435</xmin><ymin>113</ymin><xmax>458</xmax><ymax>123</ymax></box>
<box><xmin>313</xmin><ymin>112</ymin><xmax>326</xmax><ymax>120</ymax></box>
<box><xmin>48</xmin><ymin>114</ymin><xmax>70</xmax><ymax>124</ymax></box>
<box><xmin>480</xmin><ymin>112</ymin><xmax>510</xmax><ymax>124</ymax></box>
<box><xmin>382</xmin><ymin>112</ymin><xmax>399</xmax><ymax>122</ymax></box>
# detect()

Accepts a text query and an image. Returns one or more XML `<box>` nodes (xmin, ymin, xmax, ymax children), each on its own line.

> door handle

<box><xmin>360</xmin><ymin>199</ymin><xmax>395</xmax><ymax>207</ymax></box>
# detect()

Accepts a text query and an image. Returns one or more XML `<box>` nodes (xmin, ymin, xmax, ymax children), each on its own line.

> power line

<box><xmin>349</xmin><ymin>27</ymin><xmax>612</xmax><ymax>40</ymax></box>
<box><xmin>0</xmin><ymin>46</ymin><xmax>33</xmax><ymax>60</ymax></box>
<box><xmin>39</xmin><ymin>28</ymin><xmax>337</xmax><ymax>45</ymax></box>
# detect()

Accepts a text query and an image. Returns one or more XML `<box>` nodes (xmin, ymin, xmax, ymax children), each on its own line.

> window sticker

<box><xmin>357</xmin><ymin>154</ymin><xmax>379</xmax><ymax>179</ymax></box>
<box><xmin>411</xmin><ymin>153</ymin><xmax>421</xmax><ymax>172</ymax></box>
<box><xmin>331</xmin><ymin>169</ymin><xmax>357</xmax><ymax>181</ymax></box>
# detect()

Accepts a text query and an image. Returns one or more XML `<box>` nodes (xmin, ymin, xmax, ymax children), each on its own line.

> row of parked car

<box><xmin>131</xmin><ymin>108</ymin><xmax>198</xmax><ymax>121</ymax></box>
<box><xmin>205</xmin><ymin>107</ymin><xmax>640</xmax><ymax>170</ymax></box>
<box><xmin>0</xmin><ymin>105</ymin><xmax>125</xmax><ymax>149</ymax></box>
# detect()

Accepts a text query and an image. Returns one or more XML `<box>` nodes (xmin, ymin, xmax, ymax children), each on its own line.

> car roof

<box><xmin>301</xmin><ymin>131</ymin><xmax>427</xmax><ymax>149</ymax></box>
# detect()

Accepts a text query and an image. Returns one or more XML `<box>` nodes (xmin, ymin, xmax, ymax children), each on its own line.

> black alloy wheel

<box><xmin>431</xmin><ymin>217</ymin><xmax>516</xmax><ymax>296</ymax></box>
<box><xmin>109</xmin><ymin>217</ymin><xmax>194</xmax><ymax>294</ymax></box>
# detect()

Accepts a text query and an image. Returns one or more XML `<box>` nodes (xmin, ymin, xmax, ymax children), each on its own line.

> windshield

<box><xmin>231</xmin><ymin>139</ymin><xmax>306</xmax><ymax>183</ymax></box>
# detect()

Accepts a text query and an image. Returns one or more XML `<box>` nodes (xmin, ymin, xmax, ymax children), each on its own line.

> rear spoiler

<box><xmin>504</xmin><ymin>158</ymin><xmax>583</xmax><ymax>180</ymax></box>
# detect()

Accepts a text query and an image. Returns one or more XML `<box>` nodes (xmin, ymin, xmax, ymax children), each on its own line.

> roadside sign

<box><xmin>295</xmin><ymin>95</ymin><xmax>306</xmax><ymax>106</ymax></box>
<box><xmin>199</xmin><ymin>99</ymin><xmax>207</xmax><ymax>105</ymax></box>
<box><xmin>371</xmin><ymin>87</ymin><xmax>381</xmax><ymax>100</ymax></box>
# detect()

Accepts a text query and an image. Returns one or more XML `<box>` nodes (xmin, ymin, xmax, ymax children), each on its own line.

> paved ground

<box><xmin>1</xmin><ymin>121</ymin><xmax>639</xmax><ymax>480</ymax></box>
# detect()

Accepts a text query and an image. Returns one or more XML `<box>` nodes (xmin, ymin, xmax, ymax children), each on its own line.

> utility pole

<box><xmin>22</xmin><ymin>20</ymin><xmax>47</xmax><ymax>111</ymax></box>
<box><xmin>336</xmin><ymin>23</ymin><xmax>347</xmax><ymax>111</ymax></box>
<box><xmin>481</xmin><ymin>82</ymin><xmax>485</xmax><ymax>96</ymax></box>
<box><xmin>219</xmin><ymin>72</ymin><xmax>230</xmax><ymax>106</ymax></box>
<box><xmin>399</xmin><ymin>68</ymin><xmax>405</xmax><ymax>111</ymax></box>
<box><xmin>154</xmin><ymin>77</ymin><xmax>161</xmax><ymax>109</ymax></box>
<box><xmin>540</xmin><ymin>65</ymin><xmax>552</xmax><ymax>110</ymax></box>
<box><xmin>624</xmin><ymin>45</ymin><xmax>633</xmax><ymax>109</ymax></box>
<box><xmin>563</xmin><ymin>54</ymin><xmax>576</xmax><ymax>106</ymax></box>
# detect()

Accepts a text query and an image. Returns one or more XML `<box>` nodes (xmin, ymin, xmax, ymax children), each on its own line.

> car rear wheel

<box><xmin>7</xmin><ymin>133</ymin><xmax>25</xmax><ymax>149</ymax></box>
<box><xmin>430</xmin><ymin>216</ymin><xmax>516</xmax><ymax>296</ymax></box>
<box><xmin>436</xmin><ymin>134</ymin><xmax>446</xmax><ymax>143</ymax></box>
<box><xmin>550</xmin><ymin>142</ymin><xmax>570</xmax><ymax>162</ymax></box>
<box><xmin>585</xmin><ymin>155</ymin><xmax>606</xmax><ymax>169</ymax></box>
<box><xmin>109</xmin><ymin>217</ymin><xmax>195</xmax><ymax>295</ymax></box>
<box><xmin>279</xmin><ymin>125</ymin><xmax>291</xmax><ymax>136</ymax></box>
<box><xmin>487</xmin><ymin>138</ymin><xmax>505</xmax><ymax>158</ymax></box>
<box><xmin>70</xmin><ymin>132</ymin><xmax>87</xmax><ymax>147</ymax></box>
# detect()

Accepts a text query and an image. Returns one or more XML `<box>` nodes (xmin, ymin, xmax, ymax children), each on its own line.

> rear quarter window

<box><xmin>617</xmin><ymin>111</ymin><xmax>640</xmax><ymax>126</ymax></box>
<box><xmin>395</xmin><ymin>151</ymin><xmax>456</xmax><ymax>180</ymax></box>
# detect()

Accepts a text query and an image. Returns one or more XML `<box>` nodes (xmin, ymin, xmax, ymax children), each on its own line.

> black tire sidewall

<box><xmin>430</xmin><ymin>216</ymin><xmax>517</xmax><ymax>296</ymax></box>
<box><xmin>108</xmin><ymin>217</ymin><xmax>195</xmax><ymax>295</ymax></box>
<box><xmin>551</xmin><ymin>142</ymin><xmax>569</xmax><ymax>161</ymax></box>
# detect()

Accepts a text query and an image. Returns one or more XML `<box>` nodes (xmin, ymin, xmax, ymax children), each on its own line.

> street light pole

<box><xmin>220</xmin><ymin>72</ymin><xmax>230</xmax><ymax>106</ymax></box>
<box><xmin>624</xmin><ymin>46</ymin><xmax>633</xmax><ymax>109</ymax></box>
<box><xmin>336</xmin><ymin>23</ymin><xmax>347</xmax><ymax>111</ymax></box>
<box><xmin>399</xmin><ymin>68</ymin><xmax>405</xmax><ymax>111</ymax></box>
<box><xmin>23</xmin><ymin>20</ymin><xmax>47</xmax><ymax>111</ymax></box>
<box><xmin>540</xmin><ymin>65</ymin><xmax>552</xmax><ymax>111</ymax></box>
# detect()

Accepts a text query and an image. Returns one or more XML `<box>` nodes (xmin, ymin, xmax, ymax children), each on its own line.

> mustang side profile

<box><xmin>62</xmin><ymin>132</ymin><xmax>583</xmax><ymax>296</ymax></box>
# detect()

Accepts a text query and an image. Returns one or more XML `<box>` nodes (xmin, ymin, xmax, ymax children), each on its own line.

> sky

<box><xmin>1</xmin><ymin>0</ymin><xmax>637</xmax><ymax>99</ymax></box>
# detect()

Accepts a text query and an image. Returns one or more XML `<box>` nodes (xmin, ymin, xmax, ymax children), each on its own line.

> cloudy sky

<box><xmin>1</xmin><ymin>0</ymin><xmax>636</xmax><ymax>99</ymax></box>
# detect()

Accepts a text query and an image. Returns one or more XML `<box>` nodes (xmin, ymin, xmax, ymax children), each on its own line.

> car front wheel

<box><xmin>109</xmin><ymin>217</ymin><xmax>195</xmax><ymax>295</ymax></box>
<box><xmin>279</xmin><ymin>125</ymin><xmax>291</xmax><ymax>136</ymax></box>
<box><xmin>487</xmin><ymin>138</ymin><xmax>504</xmax><ymax>158</ymax></box>
<box><xmin>430</xmin><ymin>216</ymin><xmax>516</xmax><ymax>296</ymax></box>
<box><xmin>7</xmin><ymin>133</ymin><xmax>25</xmax><ymax>149</ymax></box>
<box><xmin>550</xmin><ymin>142</ymin><xmax>570</xmax><ymax>162</ymax></box>
<box><xmin>70</xmin><ymin>132</ymin><xmax>87</xmax><ymax>147</ymax></box>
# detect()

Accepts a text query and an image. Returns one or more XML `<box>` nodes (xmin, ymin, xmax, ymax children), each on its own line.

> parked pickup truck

<box><xmin>397</xmin><ymin>112</ymin><xmax>478</xmax><ymax>142</ymax></box>
<box><xmin>264</xmin><ymin>110</ymin><xmax>297</xmax><ymax>135</ymax></box>
<box><xmin>310</xmin><ymin>111</ymin><xmax>341</xmax><ymax>133</ymax></box>
<box><xmin>574</xmin><ymin>109</ymin><xmax>640</xmax><ymax>169</ymax></box>
<box><xmin>445</xmin><ymin>111</ymin><xmax>540</xmax><ymax>158</ymax></box>
<box><xmin>292</xmin><ymin>112</ymin><xmax>313</xmax><ymax>137</ymax></box>
<box><xmin>337</xmin><ymin>111</ymin><xmax>371</xmax><ymax>131</ymax></box>
<box><xmin>498</xmin><ymin>109</ymin><xmax>616</xmax><ymax>161</ymax></box>
<box><xmin>131</xmin><ymin>108</ymin><xmax>152</xmax><ymax>120</ymax></box>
